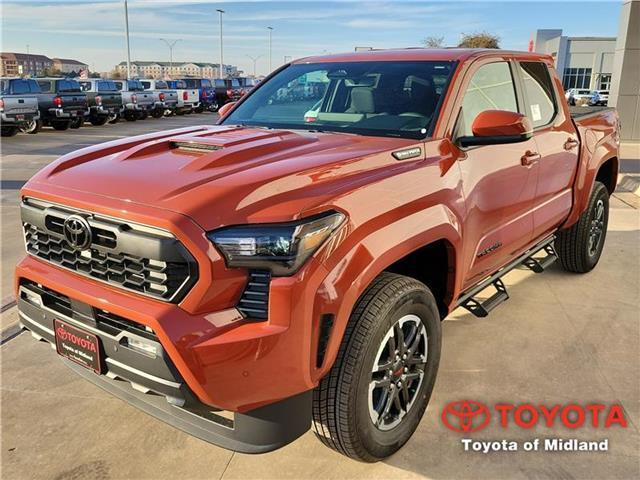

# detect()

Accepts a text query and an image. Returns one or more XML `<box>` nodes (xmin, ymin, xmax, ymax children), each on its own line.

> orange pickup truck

<box><xmin>16</xmin><ymin>48</ymin><xmax>619</xmax><ymax>461</ymax></box>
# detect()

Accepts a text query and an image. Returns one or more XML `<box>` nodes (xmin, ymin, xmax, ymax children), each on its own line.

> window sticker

<box><xmin>530</xmin><ymin>104</ymin><xmax>542</xmax><ymax>122</ymax></box>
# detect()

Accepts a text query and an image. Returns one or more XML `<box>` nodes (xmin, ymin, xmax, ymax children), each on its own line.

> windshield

<box><xmin>222</xmin><ymin>61</ymin><xmax>455</xmax><ymax>139</ymax></box>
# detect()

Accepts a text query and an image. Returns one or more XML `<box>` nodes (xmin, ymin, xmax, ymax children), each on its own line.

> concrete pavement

<box><xmin>1</xmin><ymin>117</ymin><xmax>639</xmax><ymax>479</ymax></box>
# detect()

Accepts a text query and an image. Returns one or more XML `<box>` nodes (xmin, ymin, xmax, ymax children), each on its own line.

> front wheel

<box><xmin>556</xmin><ymin>181</ymin><xmax>610</xmax><ymax>273</ymax></box>
<box><xmin>312</xmin><ymin>273</ymin><xmax>441</xmax><ymax>462</ymax></box>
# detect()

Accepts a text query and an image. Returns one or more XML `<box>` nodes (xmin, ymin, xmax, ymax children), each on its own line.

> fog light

<box><xmin>126</xmin><ymin>337</ymin><xmax>157</xmax><ymax>357</ymax></box>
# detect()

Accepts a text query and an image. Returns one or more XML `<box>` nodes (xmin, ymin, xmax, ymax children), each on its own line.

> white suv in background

<box><xmin>565</xmin><ymin>88</ymin><xmax>592</xmax><ymax>106</ymax></box>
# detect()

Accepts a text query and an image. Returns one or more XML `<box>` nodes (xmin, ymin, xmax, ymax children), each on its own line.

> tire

<box><xmin>51</xmin><ymin>120</ymin><xmax>70</xmax><ymax>131</ymax></box>
<box><xmin>556</xmin><ymin>181</ymin><xmax>609</xmax><ymax>273</ymax></box>
<box><xmin>20</xmin><ymin>119</ymin><xmax>42</xmax><ymax>134</ymax></box>
<box><xmin>194</xmin><ymin>105</ymin><xmax>205</xmax><ymax>114</ymax></box>
<box><xmin>137</xmin><ymin>110</ymin><xmax>149</xmax><ymax>120</ymax></box>
<box><xmin>151</xmin><ymin>109</ymin><xmax>164</xmax><ymax>119</ymax></box>
<box><xmin>70</xmin><ymin>117</ymin><xmax>84</xmax><ymax>129</ymax></box>
<box><xmin>90</xmin><ymin>116</ymin><xmax>108</xmax><ymax>126</ymax></box>
<box><xmin>107</xmin><ymin>113</ymin><xmax>120</xmax><ymax>124</ymax></box>
<box><xmin>184</xmin><ymin>108</ymin><xmax>193</xmax><ymax>114</ymax></box>
<box><xmin>124</xmin><ymin>111</ymin><xmax>137</xmax><ymax>122</ymax></box>
<box><xmin>312</xmin><ymin>272</ymin><xmax>442</xmax><ymax>462</ymax></box>
<box><xmin>1</xmin><ymin>126</ymin><xmax>19</xmax><ymax>137</ymax></box>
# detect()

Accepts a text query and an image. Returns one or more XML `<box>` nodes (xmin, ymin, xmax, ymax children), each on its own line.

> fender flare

<box><xmin>311</xmin><ymin>204</ymin><xmax>462</xmax><ymax>381</ymax></box>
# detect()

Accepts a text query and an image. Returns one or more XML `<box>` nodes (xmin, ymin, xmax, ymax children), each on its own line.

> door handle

<box><xmin>521</xmin><ymin>151</ymin><xmax>541</xmax><ymax>166</ymax></box>
<box><xmin>564</xmin><ymin>138</ymin><xmax>579</xmax><ymax>150</ymax></box>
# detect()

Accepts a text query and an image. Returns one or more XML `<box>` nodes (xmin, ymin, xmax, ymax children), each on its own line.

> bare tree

<box><xmin>458</xmin><ymin>32</ymin><xmax>500</xmax><ymax>49</ymax></box>
<box><xmin>422</xmin><ymin>36</ymin><xmax>445</xmax><ymax>48</ymax></box>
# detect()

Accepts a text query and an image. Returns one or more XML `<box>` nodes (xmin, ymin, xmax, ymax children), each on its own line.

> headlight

<box><xmin>207</xmin><ymin>211</ymin><xmax>345</xmax><ymax>276</ymax></box>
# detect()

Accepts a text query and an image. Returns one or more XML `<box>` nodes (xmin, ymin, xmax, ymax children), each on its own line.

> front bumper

<box><xmin>16</xmin><ymin>277</ymin><xmax>311</xmax><ymax>453</ymax></box>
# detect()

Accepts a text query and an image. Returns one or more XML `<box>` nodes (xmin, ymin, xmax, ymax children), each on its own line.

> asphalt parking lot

<box><xmin>1</xmin><ymin>117</ymin><xmax>639</xmax><ymax>479</ymax></box>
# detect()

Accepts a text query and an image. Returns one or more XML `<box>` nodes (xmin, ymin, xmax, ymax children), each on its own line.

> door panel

<box><xmin>516</xmin><ymin>61</ymin><xmax>579</xmax><ymax>240</ymax></box>
<box><xmin>453</xmin><ymin>61</ymin><xmax>538</xmax><ymax>288</ymax></box>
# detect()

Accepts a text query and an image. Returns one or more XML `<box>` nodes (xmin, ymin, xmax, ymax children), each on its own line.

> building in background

<box><xmin>609</xmin><ymin>0</ymin><xmax>639</xmax><ymax>141</ymax></box>
<box><xmin>533</xmin><ymin>29</ymin><xmax>616</xmax><ymax>91</ymax></box>
<box><xmin>115</xmin><ymin>61</ymin><xmax>240</xmax><ymax>79</ymax></box>
<box><xmin>52</xmin><ymin>58</ymin><xmax>88</xmax><ymax>75</ymax></box>
<box><xmin>0</xmin><ymin>52</ymin><xmax>53</xmax><ymax>76</ymax></box>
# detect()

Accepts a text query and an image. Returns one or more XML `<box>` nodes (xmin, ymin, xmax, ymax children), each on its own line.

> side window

<box><xmin>114</xmin><ymin>81</ymin><xmax>123</xmax><ymax>91</ymax></box>
<box><xmin>38</xmin><ymin>80</ymin><xmax>51</xmax><ymax>93</ymax></box>
<box><xmin>458</xmin><ymin>62</ymin><xmax>518</xmax><ymax>137</ymax></box>
<box><xmin>141</xmin><ymin>81</ymin><xmax>151</xmax><ymax>89</ymax></box>
<box><xmin>29</xmin><ymin>80</ymin><xmax>42</xmax><ymax>93</ymax></box>
<box><xmin>518</xmin><ymin>62</ymin><xmax>556</xmax><ymax>128</ymax></box>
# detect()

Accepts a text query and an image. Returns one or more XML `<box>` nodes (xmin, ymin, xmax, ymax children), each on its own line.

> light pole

<box><xmin>160</xmin><ymin>38</ymin><xmax>181</xmax><ymax>78</ymax></box>
<box><xmin>267</xmin><ymin>26</ymin><xmax>273</xmax><ymax>73</ymax></box>
<box><xmin>217</xmin><ymin>9</ymin><xmax>224</xmax><ymax>79</ymax></box>
<box><xmin>123</xmin><ymin>0</ymin><xmax>132</xmax><ymax>79</ymax></box>
<box><xmin>246</xmin><ymin>55</ymin><xmax>262</xmax><ymax>77</ymax></box>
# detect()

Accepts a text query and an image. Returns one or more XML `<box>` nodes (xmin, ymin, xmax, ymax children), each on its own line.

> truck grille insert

<box><xmin>237</xmin><ymin>270</ymin><xmax>270</xmax><ymax>319</ymax></box>
<box><xmin>21</xmin><ymin>198</ymin><xmax>197</xmax><ymax>303</ymax></box>
<box><xmin>20</xmin><ymin>280</ymin><xmax>158</xmax><ymax>342</ymax></box>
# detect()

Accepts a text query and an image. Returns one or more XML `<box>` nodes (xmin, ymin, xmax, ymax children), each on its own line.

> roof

<box><xmin>1</xmin><ymin>52</ymin><xmax>52</xmax><ymax>62</ymax></box>
<box><xmin>293</xmin><ymin>48</ymin><xmax>553</xmax><ymax>64</ymax></box>
<box><xmin>52</xmin><ymin>58</ymin><xmax>87</xmax><ymax>65</ymax></box>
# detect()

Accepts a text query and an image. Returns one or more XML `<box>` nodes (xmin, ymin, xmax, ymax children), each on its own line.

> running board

<box><xmin>456</xmin><ymin>235</ymin><xmax>556</xmax><ymax>318</ymax></box>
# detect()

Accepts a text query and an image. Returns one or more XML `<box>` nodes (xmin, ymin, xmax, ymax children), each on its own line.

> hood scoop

<box><xmin>171</xmin><ymin>141</ymin><xmax>224</xmax><ymax>153</ymax></box>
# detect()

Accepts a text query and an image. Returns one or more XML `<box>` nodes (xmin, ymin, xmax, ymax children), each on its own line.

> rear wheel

<box><xmin>194</xmin><ymin>105</ymin><xmax>205</xmax><ymax>113</ymax></box>
<box><xmin>1</xmin><ymin>126</ymin><xmax>20</xmax><ymax>137</ymax></box>
<box><xmin>51</xmin><ymin>120</ymin><xmax>70</xmax><ymax>131</ymax></box>
<box><xmin>20</xmin><ymin>119</ymin><xmax>42</xmax><ymax>134</ymax></box>
<box><xmin>124</xmin><ymin>111</ymin><xmax>137</xmax><ymax>121</ymax></box>
<box><xmin>312</xmin><ymin>273</ymin><xmax>441</xmax><ymax>462</ymax></box>
<box><xmin>151</xmin><ymin>109</ymin><xmax>164</xmax><ymax>119</ymax></box>
<box><xmin>90</xmin><ymin>116</ymin><xmax>108</xmax><ymax>126</ymax></box>
<box><xmin>556</xmin><ymin>181</ymin><xmax>610</xmax><ymax>273</ymax></box>
<box><xmin>69</xmin><ymin>117</ymin><xmax>84</xmax><ymax>129</ymax></box>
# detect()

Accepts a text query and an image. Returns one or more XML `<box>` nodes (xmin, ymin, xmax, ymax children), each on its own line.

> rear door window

<box><xmin>457</xmin><ymin>62</ymin><xmax>518</xmax><ymax>137</ymax></box>
<box><xmin>518</xmin><ymin>61</ymin><xmax>557</xmax><ymax>128</ymax></box>
<box><xmin>155</xmin><ymin>80</ymin><xmax>168</xmax><ymax>89</ymax></box>
<box><xmin>98</xmin><ymin>81</ymin><xmax>117</xmax><ymax>92</ymax></box>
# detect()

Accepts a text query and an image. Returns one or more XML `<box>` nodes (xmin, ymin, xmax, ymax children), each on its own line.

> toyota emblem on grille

<box><xmin>63</xmin><ymin>214</ymin><xmax>92</xmax><ymax>250</ymax></box>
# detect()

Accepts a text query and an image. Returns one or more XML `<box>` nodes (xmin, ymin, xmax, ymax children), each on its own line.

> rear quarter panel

<box><xmin>562</xmin><ymin>109</ymin><xmax>619</xmax><ymax>228</ymax></box>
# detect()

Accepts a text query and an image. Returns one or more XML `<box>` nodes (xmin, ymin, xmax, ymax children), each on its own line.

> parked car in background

<box><xmin>214</xmin><ymin>78</ymin><xmax>242</xmax><ymax>106</ymax></box>
<box><xmin>34</xmin><ymin>78</ymin><xmax>88</xmax><ymax>131</ymax></box>
<box><xmin>238</xmin><ymin>77</ymin><xmax>259</xmax><ymax>97</ymax></box>
<box><xmin>565</xmin><ymin>88</ymin><xmax>592</xmax><ymax>106</ymax></box>
<box><xmin>140</xmin><ymin>79</ymin><xmax>178</xmax><ymax>118</ymax></box>
<box><xmin>181</xmin><ymin>78</ymin><xmax>217</xmax><ymax>112</ymax></box>
<box><xmin>0</xmin><ymin>77</ymin><xmax>41</xmax><ymax>136</ymax></box>
<box><xmin>166</xmin><ymin>79</ymin><xmax>199</xmax><ymax>115</ymax></box>
<box><xmin>79</xmin><ymin>79</ymin><xmax>122</xmax><ymax>125</ymax></box>
<box><xmin>113</xmin><ymin>79</ymin><xmax>155</xmax><ymax>121</ymax></box>
<box><xmin>589</xmin><ymin>89</ymin><xmax>609</xmax><ymax>106</ymax></box>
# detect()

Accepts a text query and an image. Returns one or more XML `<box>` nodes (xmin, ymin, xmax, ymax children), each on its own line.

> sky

<box><xmin>0</xmin><ymin>0</ymin><xmax>623</xmax><ymax>76</ymax></box>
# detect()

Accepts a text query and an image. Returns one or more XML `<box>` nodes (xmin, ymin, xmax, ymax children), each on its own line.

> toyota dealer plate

<box><xmin>54</xmin><ymin>319</ymin><xmax>102</xmax><ymax>373</ymax></box>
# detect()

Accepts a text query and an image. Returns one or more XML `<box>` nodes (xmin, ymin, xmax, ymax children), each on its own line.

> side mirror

<box><xmin>457</xmin><ymin>110</ymin><xmax>533</xmax><ymax>148</ymax></box>
<box><xmin>218</xmin><ymin>101</ymin><xmax>236</xmax><ymax>118</ymax></box>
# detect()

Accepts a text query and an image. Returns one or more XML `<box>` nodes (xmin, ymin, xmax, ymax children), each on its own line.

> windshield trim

<box><xmin>220</xmin><ymin>60</ymin><xmax>458</xmax><ymax>141</ymax></box>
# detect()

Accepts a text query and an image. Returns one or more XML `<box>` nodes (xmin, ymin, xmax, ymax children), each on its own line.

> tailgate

<box><xmin>101</xmin><ymin>93</ymin><xmax>121</xmax><ymax>108</ymax></box>
<box><xmin>60</xmin><ymin>93</ymin><xmax>88</xmax><ymax>111</ymax></box>
<box><xmin>135</xmin><ymin>91</ymin><xmax>154</xmax><ymax>106</ymax></box>
<box><xmin>2</xmin><ymin>96</ymin><xmax>38</xmax><ymax>115</ymax></box>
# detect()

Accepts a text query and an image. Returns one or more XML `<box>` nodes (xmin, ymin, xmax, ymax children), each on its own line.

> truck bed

<box><xmin>569</xmin><ymin>105</ymin><xmax>615</xmax><ymax>119</ymax></box>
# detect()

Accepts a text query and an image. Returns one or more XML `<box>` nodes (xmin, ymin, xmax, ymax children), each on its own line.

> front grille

<box><xmin>20</xmin><ymin>280</ymin><xmax>158</xmax><ymax>341</ymax></box>
<box><xmin>237</xmin><ymin>270</ymin><xmax>270</xmax><ymax>319</ymax></box>
<box><xmin>21</xmin><ymin>198</ymin><xmax>197</xmax><ymax>303</ymax></box>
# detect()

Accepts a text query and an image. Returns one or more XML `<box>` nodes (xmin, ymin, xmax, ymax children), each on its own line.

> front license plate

<box><xmin>54</xmin><ymin>319</ymin><xmax>102</xmax><ymax>373</ymax></box>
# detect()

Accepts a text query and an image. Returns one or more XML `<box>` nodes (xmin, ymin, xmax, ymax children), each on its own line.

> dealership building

<box><xmin>533</xmin><ymin>29</ymin><xmax>615</xmax><ymax>91</ymax></box>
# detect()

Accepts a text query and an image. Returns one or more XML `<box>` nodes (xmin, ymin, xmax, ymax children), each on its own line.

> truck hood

<box><xmin>28</xmin><ymin>125</ymin><xmax>416</xmax><ymax>230</ymax></box>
